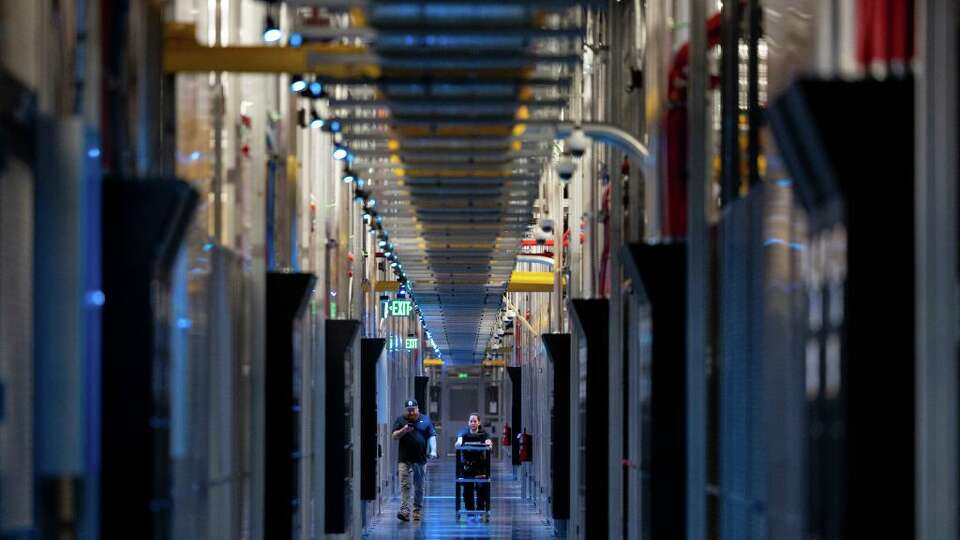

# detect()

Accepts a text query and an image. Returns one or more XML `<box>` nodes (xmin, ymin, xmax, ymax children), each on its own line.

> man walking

<box><xmin>392</xmin><ymin>399</ymin><xmax>437</xmax><ymax>522</ymax></box>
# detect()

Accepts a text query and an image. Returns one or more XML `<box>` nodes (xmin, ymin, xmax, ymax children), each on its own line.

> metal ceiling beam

<box><xmin>294</xmin><ymin>27</ymin><xmax>583</xmax><ymax>40</ymax></box>
<box><xmin>328</xmin><ymin>98</ymin><xmax>566</xmax><ymax>108</ymax></box>
<box><xmin>163</xmin><ymin>22</ymin><xmax>380</xmax><ymax>76</ymax></box>
<box><xmin>286</xmin><ymin>0</ymin><xmax>602</xmax><ymax>9</ymax></box>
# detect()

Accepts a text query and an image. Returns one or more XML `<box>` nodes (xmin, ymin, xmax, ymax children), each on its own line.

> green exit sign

<box><xmin>457</xmin><ymin>372</ymin><xmax>469</xmax><ymax>379</ymax></box>
<box><xmin>388</xmin><ymin>299</ymin><xmax>413</xmax><ymax>317</ymax></box>
<box><xmin>405</xmin><ymin>338</ymin><xmax>418</xmax><ymax>350</ymax></box>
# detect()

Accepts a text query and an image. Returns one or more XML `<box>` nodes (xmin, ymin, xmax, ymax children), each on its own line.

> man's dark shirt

<box><xmin>393</xmin><ymin>413</ymin><xmax>436</xmax><ymax>464</ymax></box>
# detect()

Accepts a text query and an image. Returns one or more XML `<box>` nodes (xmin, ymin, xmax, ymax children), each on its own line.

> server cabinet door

<box><xmin>264</xmin><ymin>272</ymin><xmax>316</xmax><ymax>539</ymax></box>
<box><xmin>324</xmin><ymin>320</ymin><xmax>362</xmax><ymax>534</ymax></box>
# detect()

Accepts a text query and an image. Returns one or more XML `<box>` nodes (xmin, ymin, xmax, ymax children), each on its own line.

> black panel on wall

<box><xmin>542</xmin><ymin>333</ymin><xmax>571</xmax><ymax>520</ymax></box>
<box><xmin>430</xmin><ymin>385</ymin><xmax>442</xmax><ymax>419</ymax></box>
<box><xmin>568</xmin><ymin>299</ymin><xmax>610</xmax><ymax>539</ymax></box>
<box><xmin>265</xmin><ymin>272</ymin><xmax>316</xmax><ymax>539</ymax></box>
<box><xmin>507</xmin><ymin>367</ymin><xmax>522</xmax><ymax>467</ymax></box>
<box><xmin>624</xmin><ymin>243</ymin><xmax>687</xmax><ymax>539</ymax></box>
<box><xmin>101</xmin><ymin>178</ymin><xmax>197</xmax><ymax>539</ymax></box>
<box><xmin>325</xmin><ymin>320</ymin><xmax>361</xmax><ymax>534</ymax></box>
<box><xmin>414</xmin><ymin>375</ymin><xmax>428</xmax><ymax>413</ymax></box>
<box><xmin>360</xmin><ymin>338</ymin><xmax>386</xmax><ymax>501</ymax></box>
<box><xmin>768</xmin><ymin>77</ymin><xmax>915</xmax><ymax>538</ymax></box>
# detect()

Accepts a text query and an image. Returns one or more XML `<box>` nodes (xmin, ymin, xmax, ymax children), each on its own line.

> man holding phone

<box><xmin>391</xmin><ymin>399</ymin><xmax>437</xmax><ymax>522</ymax></box>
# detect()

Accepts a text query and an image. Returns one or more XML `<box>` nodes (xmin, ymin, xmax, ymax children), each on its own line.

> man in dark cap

<box><xmin>391</xmin><ymin>399</ymin><xmax>437</xmax><ymax>522</ymax></box>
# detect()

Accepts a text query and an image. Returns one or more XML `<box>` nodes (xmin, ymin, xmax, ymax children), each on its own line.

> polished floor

<box><xmin>363</xmin><ymin>456</ymin><xmax>556</xmax><ymax>539</ymax></box>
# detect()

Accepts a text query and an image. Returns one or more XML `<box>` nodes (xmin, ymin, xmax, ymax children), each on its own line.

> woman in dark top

<box><xmin>456</xmin><ymin>412</ymin><xmax>493</xmax><ymax>517</ymax></box>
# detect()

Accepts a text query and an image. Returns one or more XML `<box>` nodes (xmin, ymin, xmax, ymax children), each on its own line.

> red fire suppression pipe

<box><xmin>856</xmin><ymin>0</ymin><xmax>914</xmax><ymax>70</ymax></box>
<box><xmin>662</xmin><ymin>10</ymin><xmax>726</xmax><ymax>238</ymax></box>
<box><xmin>598</xmin><ymin>180</ymin><xmax>612</xmax><ymax>297</ymax></box>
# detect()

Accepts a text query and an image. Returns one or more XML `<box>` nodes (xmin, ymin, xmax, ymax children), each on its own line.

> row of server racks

<box><xmin>504</xmin><ymin>1</ymin><xmax>952</xmax><ymax>539</ymax></box>
<box><xmin>21</xmin><ymin>175</ymin><xmax>415</xmax><ymax>539</ymax></box>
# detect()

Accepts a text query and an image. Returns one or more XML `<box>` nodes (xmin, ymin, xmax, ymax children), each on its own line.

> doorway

<box><xmin>442</xmin><ymin>382</ymin><xmax>480</xmax><ymax>454</ymax></box>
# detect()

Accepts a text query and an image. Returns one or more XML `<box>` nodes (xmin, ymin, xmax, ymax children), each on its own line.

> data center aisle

<box><xmin>363</xmin><ymin>457</ymin><xmax>556</xmax><ymax>539</ymax></box>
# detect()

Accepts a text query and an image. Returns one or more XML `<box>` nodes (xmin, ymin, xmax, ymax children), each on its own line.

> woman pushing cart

<box><xmin>455</xmin><ymin>412</ymin><xmax>493</xmax><ymax>521</ymax></box>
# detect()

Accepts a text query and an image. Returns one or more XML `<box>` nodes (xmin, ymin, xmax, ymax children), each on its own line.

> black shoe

<box><xmin>397</xmin><ymin>512</ymin><xmax>410</xmax><ymax>522</ymax></box>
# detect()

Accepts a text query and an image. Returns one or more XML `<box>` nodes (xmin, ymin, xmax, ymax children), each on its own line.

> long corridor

<box><xmin>364</xmin><ymin>457</ymin><xmax>555</xmax><ymax>539</ymax></box>
<box><xmin>3</xmin><ymin>1</ymin><xmax>958</xmax><ymax>539</ymax></box>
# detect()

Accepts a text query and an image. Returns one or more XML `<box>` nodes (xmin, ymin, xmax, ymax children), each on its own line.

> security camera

<box><xmin>566</xmin><ymin>126</ymin><xmax>590</xmax><ymax>158</ymax></box>
<box><xmin>532</xmin><ymin>226</ymin><xmax>551</xmax><ymax>242</ymax></box>
<box><xmin>539</xmin><ymin>218</ymin><xmax>554</xmax><ymax>234</ymax></box>
<box><xmin>555</xmin><ymin>154</ymin><xmax>576</xmax><ymax>182</ymax></box>
<box><xmin>532</xmin><ymin>217</ymin><xmax>554</xmax><ymax>242</ymax></box>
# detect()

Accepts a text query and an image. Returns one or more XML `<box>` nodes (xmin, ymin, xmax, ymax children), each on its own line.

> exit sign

<box><xmin>405</xmin><ymin>337</ymin><xmax>418</xmax><ymax>350</ymax></box>
<box><xmin>457</xmin><ymin>372</ymin><xmax>469</xmax><ymax>379</ymax></box>
<box><xmin>388</xmin><ymin>299</ymin><xmax>413</xmax><ymax>317</ymax></box>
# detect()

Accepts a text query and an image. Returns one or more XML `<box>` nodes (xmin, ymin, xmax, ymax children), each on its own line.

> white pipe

<box><xmin>517</xmin><ymin>254</ymin><xmax>555</xmax><ymax>268</ymax></box>
<box><xmin>554</xmin><ymin>121</ymin><xmax>650</xmax><ymax>161</ymax></box>
<box><xmin>504</xmin><ymin>297</ymin><xmax>538</xmax><ymax>338</ymax></box>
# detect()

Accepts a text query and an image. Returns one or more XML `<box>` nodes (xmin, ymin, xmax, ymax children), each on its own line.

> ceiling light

<box><xmin>262</xmin><ymin>16</ymin><xmax>282</xmax><ymax>43</ymax></box>
<box><xmin>310</xmin><ymin>109</ymin><xmax>324</xmax><ymax>129</ymax></box>
<box><xmin>289</xmin><ymin>75</ymin><xmax>306</xmax><ymax>93</ymax></box>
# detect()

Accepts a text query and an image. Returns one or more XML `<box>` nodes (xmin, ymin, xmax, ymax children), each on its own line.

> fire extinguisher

<box><xmin>518</xmin><ymin>428</ymin><xmax>532</xmax><ymax>462</ymax></box>
<box><xmin>502</xmin><ymin>424</ymin><xmax>511</xmax><ymax>447</ymax></box>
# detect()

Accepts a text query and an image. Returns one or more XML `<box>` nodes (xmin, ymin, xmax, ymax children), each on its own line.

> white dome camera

<box><xmin>538</xmin><ymin>218</ymin><xmax>554</xmax><ymax>235</ymax></box>
<box><xmin>533</xmin><ymin>228</ymin><xmax>550</xmax><ymax>242</ymax></box>
<box><xmin>532</xmin><ymin>217</ymin><xmax>554</xmax><ymax>242</ymax></box>
<box><xmin>566</xmin><ymin>126</ymin><xmax>590</xmax><ymax>157</ymax></box>
<box><xmin>555</xmin><ymin>154</ymin><xmax>576</xmax><ymax>182</ymax></box>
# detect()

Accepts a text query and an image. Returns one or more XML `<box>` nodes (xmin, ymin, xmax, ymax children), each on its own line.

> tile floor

<box><xmin>363</xmin><ymin>456</ymin><xmax>556</xmax><ymax>539</ymax></box>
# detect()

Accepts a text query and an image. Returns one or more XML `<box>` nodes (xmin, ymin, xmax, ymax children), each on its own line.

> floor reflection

<box><xmin>364</xmin><ymin>456</ymin><xmax>556</xmax><ymax>539</ymax></box>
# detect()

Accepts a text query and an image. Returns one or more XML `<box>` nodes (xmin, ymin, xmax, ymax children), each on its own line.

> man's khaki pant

<box><xmin>398</xmin><ymin>462</ymin><xmax>425</xmax><ymax>514</ymax></box>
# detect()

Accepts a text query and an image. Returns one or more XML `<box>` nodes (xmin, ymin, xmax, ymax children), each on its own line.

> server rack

<box><xmin>100</xmin><ymin>178</ymin><xmax>197</xmax><ymax>539</ymax></box>
<box><xmin>624</xmin><ymin>243</ymin><xmax>688</xmax><ymax>540</ymax></box>
<box><xmin>324</xmin><ymin>320</ymin><xmax>362</xmax><ymax>534</ymax></box>
<box><xmin>768</xmin><ymin>77</ymin><xmax>916</xmax><ymax>538</ymax></box>
<box><xmin>568</xmin><ymin>299</ymin><xmax>610</xmax><ymax>539</ymax></box>
<box><xmin>264</xmin><ymin>272</ymin><xmax>316</xmax><ymax>539</ymax></box>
